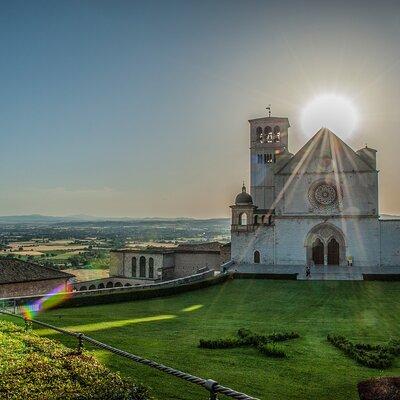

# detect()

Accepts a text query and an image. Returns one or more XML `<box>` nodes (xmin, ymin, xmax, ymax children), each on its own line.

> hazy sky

<box><xmin>1</xmin><ymin>0</ymin><xmax>400</xmax><ymax>217</ymax></box>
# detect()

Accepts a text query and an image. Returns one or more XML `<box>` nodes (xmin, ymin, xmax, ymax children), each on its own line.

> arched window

<box><xmin>98</xmin><ymin>283</ymin><xmax>105</xmax><ymax>289</ymax></box>
<box><xmin>80</xmin><ymin>286</ymin><xmax>87</xmax><ymax>291</ymax></box>
<box><xmin>254</xmin><ymin>251</ymin><xmax>260</xmax><ymax>264</ymax></box>
<box><xmin>115</xmin><ymin>282</ymin><xmax>123</xmax><ymax>287</ymax></box>
<box><xmin>131</xmin><ymin>256</ymin><xmax>137</xmax><ymax>277</ymax></box>
<box><xmin>139</xmin><ymin>256</ymin><xmax>146</xmax><ymax>277</ymax></box>
<box><xmin>264</xmin><ymin>126</ymin><xmax>273</xmax><ymax>142</ymax></box>
<box><xmin>89</xmin><ymin>284</ymin><xmax>96</xmax><ymax>290</ymax></box>
<box><xmin>256</xmin><ymin>126</ymin><xmax>263</xmax><ymax>142</ymax></box>
<box><xmin>106</xmin><ymin>281</ymin><xmax>113</xmax><ymax>288</ymax></box>
<box><xmin>261</xmin><ymin>215</ymin><xmax>265</xmax><ymax>224</ymax></box>
<box><xmin>149</xmin><ymin>258</ymin><xmax>154</xmax><ymax>278</ymax></box>
<box><xmin>239</xmin><ymin>213</ymin><xmax>247</xmax><ymax>226</ymax></box>
<box><xmin>254</xmin><ymin>215</ymin><xmax>258</xmax><ymax>225</ymax></box>
<box><xmin>273</xmin><ymin>126</ymin><xmax>281</xmax><ymax>142</ymax></box>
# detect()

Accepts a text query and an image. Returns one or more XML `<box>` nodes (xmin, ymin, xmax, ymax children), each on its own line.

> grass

<box><xmin>3</xmin><ymin>279</ymin><xmax>400</xmax><ymax>399</ymax></box>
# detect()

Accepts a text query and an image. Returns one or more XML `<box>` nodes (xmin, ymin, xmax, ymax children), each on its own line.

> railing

<box><xmin>0</xmin><ymin>309</ymin><xmax>258</xmax><ymax>400</ymax></box>
<box><xmin>73</xmin><ymin>269</ymin><xmax>216</xmax><ymax>293</ymax></box>
<box><xmin>0</xmin><ymin>270</ymin><xmax>219</xmax><ymax>305</ymax></box>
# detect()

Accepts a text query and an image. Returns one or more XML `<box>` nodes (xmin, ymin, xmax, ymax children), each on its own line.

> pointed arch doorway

<box><xmin>312</xmin><ymin>238</ymin><xmax>324</xmax><ymax>265</ymax></box>
<box><xmin>327</xmin><ymin>238</ymin><xmax>340</xmax><ymax>265</ymax></box>
<box><xmin>305</xmin><ymin>223</ymin><xmax>346</xmax><ymax>266</ymax></box>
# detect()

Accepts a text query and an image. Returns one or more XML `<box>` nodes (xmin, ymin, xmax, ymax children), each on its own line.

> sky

<box><xmin>0</xmin><ymin>0</ymin><xmax>400</xmax><ymax>218</ymax></box>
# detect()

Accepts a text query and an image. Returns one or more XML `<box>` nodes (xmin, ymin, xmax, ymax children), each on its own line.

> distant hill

<box><xmin>0</xmin><ymin>214</ymin><xmax>96</xmax><ymax>224</ymax></box>
<box><xmin>0</xmin><ymin>214</ymin><xmax>228</xmax><ymax>224</ymax></box>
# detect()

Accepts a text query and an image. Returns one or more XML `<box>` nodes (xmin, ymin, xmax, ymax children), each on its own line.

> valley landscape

<box><xmin>0</xmin><ymin>217</ymin><xmax>230</xmax><ymax>281</ymax></box>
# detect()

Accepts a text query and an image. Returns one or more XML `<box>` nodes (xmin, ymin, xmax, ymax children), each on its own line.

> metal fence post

<box><xmin>24</xmin><ymin>318</ymin><xmax>32</xmax><ymax>332</ymax></box>
<box><xmin>77</xmin><ymin>333</ymin><xmax>84</xmax><ymax>354</ymax></box>
<box><xmin>205</xmin><ymin>379</ymin><xmax>218</xmax><ymax>400</ymax></box>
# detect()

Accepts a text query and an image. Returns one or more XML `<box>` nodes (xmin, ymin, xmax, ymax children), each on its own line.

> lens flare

<box><xmin>21</xmin><ymin>283</ymin><xmax>73</xmax><ymax>320</ymax></box>
<box><xmin>301</xmin><ymin>94</ymin><xmax>358</xmax><ymax>140</ymax></box>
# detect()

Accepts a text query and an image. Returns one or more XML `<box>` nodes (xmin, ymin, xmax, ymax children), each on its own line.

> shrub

<box><xmin>198</xmin><ymin>338</ymin><xmax>244</xmax><ymax>349</ymax></box>
<box><xmin>199</xmin><ymin>328</ymin><xmax>299</xmax><ymax>359</ymax></box>
<box><xmin>258</xmin><ymin>343</ymin><xmax>286</xmax><ymax>358</ymax></box>
<box><xmin>358</xmin><ymin>376</ymin><xmax>400</xmax><ymax>400</ymax></box>
<box><xmin>327</xmin><ymin>334</ymin><xmax>397</xmax><ymax>369</ymax></box>
<box><xmin>0</xmin><ymin>321</ymin><xmax>150</xmax><ymax>400</ymax></box>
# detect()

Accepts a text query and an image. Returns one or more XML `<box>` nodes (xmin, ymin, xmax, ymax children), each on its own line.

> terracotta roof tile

<box><xmin>0</xmin><ymin>259</ymin><xmax>74</xmax><ymax>284</ymax></box>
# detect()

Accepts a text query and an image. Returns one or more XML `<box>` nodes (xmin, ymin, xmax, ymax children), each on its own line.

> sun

<box><xmin>301</xmin><ymin>94</ymin><xmax>358</xmax><ymax>140</ymax></box>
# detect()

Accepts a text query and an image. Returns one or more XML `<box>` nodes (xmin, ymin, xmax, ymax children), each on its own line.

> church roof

<box><xmin>275</xmin><ymin>128</ymin><xmax>376</xmax><ymax>175</ymax></box>
<box><xmin>0</xmin><ymin>258</ymin><xmax>73</xmax><ymax>285</ymax></box>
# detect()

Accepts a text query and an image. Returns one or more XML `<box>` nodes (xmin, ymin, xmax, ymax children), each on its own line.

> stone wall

<box><xmin>173</xmin><ymin>252</ymin><xmax>220</xmax><ymax>278</ymax></box>
<box><xmin>110</xmin><ymin>247</ymin><xmax>226</xmax><ymax>281</ymax></box>
<box><xmin>380</xmin><ymin>220</ymin><xmax>400</xmax><ymax>267</ymax></box>
<box><xmin>73</xmin><ymin>277</ymin><xmax>155</xmax><ymax>291</ymax></box>
<box><xmin>231</xmin><ymin>225</ymin><xmax>274</xmax><ymax>264</ymax></box>
<box><xmin>0</xmin><ymin>278</ymin><xmax>69</xmax><ymax>299</ymax></box>
<box><xmin>110</xmin><ymin>252</ymin><xmax>123</xmax><ymax>276</ymax></box>
<box><xmin>110</xmin><ymin>251</ymin><xmax>165</xmax><ymax>280</ymax></box>
<box><xmin>274</xmin><ymin>217</ymin><xmax>380</xmax><ymax>267</ymax></box>
<box><xmin>274</xmin><ymin>171</ymin><xmax>378</xmax><ymax>216</ymax></box>
<box><xmin>231</xmin><ymin>217</ymin><xmax>381</xmax><ymax>267</ymax></box>
<box><xmin>220</xmin><ymin>244</ymin><xmax>231</xmax><ymax>264</ymax></box>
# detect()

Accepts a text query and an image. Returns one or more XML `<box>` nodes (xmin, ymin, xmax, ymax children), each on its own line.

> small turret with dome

<box><xmin>235</xmin><ymin>183</ymin><xmax>253</xmax><ymax>205</ymax></box>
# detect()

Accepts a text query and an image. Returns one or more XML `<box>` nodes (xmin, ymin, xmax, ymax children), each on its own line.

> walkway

<box><xmin>229</xmin><ymin>263</ymin><xmax>400</xmax><ymax>281</ymax></box>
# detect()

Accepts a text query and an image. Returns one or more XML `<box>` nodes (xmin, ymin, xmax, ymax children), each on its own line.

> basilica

<box><xmin>230</xmin><ymin>115</ymin><xmax>400</xmax><ymax>270</ymax></box>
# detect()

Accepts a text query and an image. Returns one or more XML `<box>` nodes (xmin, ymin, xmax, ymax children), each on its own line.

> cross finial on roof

<box><xmin>266</xmin><ymin>104</ymin><xmax>271</xmax><ymax>118</ymax></box>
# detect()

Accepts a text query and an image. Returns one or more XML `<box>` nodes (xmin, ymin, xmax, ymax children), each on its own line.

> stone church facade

<box><xmin>230</xmin><ymin>115</ymin><xmax>400</xmax><ymax>268</ymax></box>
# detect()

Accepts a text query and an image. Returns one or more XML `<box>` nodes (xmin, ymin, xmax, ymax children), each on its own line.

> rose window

<box><xmin>308</xmin><ymin>181</ymin><xmax>340</xmax><ymax>211</ymax></box>
<box><xmin>314</xmin><ymin>184</ymin><xmax>337</xmax><ymax>205</ymax></box>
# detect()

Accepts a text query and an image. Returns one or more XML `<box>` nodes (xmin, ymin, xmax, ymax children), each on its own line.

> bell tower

<box><xmin>249</xmin><ymin>115</ymin><xmax>290</xmax><ymax>210</ymax></box>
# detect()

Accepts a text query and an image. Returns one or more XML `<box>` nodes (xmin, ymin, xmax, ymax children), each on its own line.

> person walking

<box><xmin>305</xmin><ymin>263</ymin><xmax>311</xmax><ymax>279</ymax></box>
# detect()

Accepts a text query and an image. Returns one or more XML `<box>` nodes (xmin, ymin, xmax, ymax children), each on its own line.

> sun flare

<box><xmin>301</xmin><ymin>94</ymin><xmax>358</xmax><ymax>140</ymax></box>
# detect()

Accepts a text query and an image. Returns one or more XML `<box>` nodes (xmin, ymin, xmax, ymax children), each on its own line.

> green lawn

<box><xmin>5</xmin><ymin>279</ymin><xmax>400</xmax><ymax>399</ymax></box>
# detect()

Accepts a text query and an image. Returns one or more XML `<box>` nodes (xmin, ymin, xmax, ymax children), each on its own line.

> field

<box><xmin>5</xmin><ymin>279</ymin><xmax>400</xmax><ymax>399</ymax></box>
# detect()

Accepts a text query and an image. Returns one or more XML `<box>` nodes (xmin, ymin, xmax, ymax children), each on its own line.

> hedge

<box><xmin>258</xmin><ymin>343</ymin><xmax>286</xmax><ymax>358</ymax></box>
<box><xmin>363</xmin><ymin>274</ymin><xmax>400</xmax><ymax>281</ymax></box>
<box><xmin>199</xmin><ymin>328</ymin><xmax>299</xmax><ymax>359</ymax></box>
<box><xmin>327</xmin><ymin>334</ymin><xmax>400</xmax><ymax>369</ymax></box>
<box><xmin>232</xmin><ymin>272</ymin><xmax>298</xmax><ymax>280</ymax></box>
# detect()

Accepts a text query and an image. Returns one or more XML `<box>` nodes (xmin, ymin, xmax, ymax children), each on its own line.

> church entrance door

<box><xmin>312</xmin><ymin>238</ymin><xmax>324</xmax><ymax>265</ymax></box>
<box><xmin>327</xmin><ymin>238</ymin><xmax>340</xmax><ymax>265</ymax></box>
